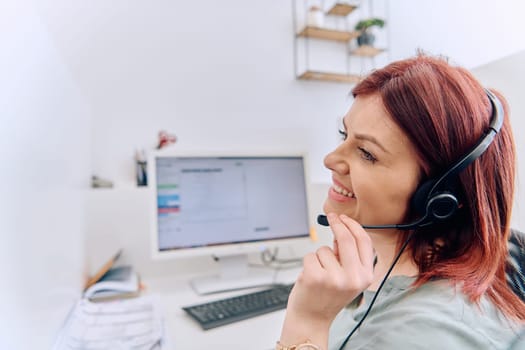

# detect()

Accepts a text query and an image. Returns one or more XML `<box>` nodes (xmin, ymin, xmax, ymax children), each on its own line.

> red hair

<box><xmin>353</xmin><ymin>54</ymin><xmax>525</xmax><ymax>321</ymax></box>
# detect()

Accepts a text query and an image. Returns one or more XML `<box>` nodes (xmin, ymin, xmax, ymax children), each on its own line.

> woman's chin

<box><xmin>323</xmin><ymin>201</ymin><xmax>356</xmax><ymax>219</ymax></box>
<box><xmin>322</xmin><ymin>201</ymin><xmax>334</xmax><ymax>215</ymax></box>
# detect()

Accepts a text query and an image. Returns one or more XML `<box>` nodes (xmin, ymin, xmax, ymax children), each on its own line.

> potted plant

<box><xmin>355</xmin><ymin>17</ymin><xmax>385</xmax><ymax>46</ymax></box>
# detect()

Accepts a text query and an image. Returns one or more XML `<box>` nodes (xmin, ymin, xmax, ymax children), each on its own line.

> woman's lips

<box><xmin>328</xmin><ymin>185</ymin><xmax>355</xmax><ymax>203</ymax></box>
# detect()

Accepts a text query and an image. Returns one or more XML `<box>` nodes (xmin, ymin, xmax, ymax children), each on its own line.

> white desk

<box><xmin>144</xmin><ymin>267</ymin><xmax>301</xmax><ymax>350</ymax></box>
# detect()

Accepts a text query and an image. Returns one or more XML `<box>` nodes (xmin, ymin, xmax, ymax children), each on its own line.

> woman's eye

<box><xmin>358</xmin><ymin>147</ymin><xmax>377</xmax><ymax>163</ymax></box>
<box><xmin>338</xmin><ymin>129</ymin><xmax>348</xmax><ymax>141</ymax></box>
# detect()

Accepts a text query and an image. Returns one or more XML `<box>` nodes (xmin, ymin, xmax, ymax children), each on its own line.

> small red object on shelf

<box><xmin>156</xmin><ymin>130</ymin><xmax>177</xmax><ymax>149</ymax></box>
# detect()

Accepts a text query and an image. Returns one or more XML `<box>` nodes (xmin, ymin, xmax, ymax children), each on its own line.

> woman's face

<box><xmin>323</xmin><ymin>93</ymin><xmax>422</xmax><ymax>228</ymax></box>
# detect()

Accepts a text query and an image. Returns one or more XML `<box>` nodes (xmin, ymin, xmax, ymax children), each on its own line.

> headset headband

<box><xmin>425</xmin><ymin>89</ymin><xmax>504</xmax><ymax>200</ymax></box>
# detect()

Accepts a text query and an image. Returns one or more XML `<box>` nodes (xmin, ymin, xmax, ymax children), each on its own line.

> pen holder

<box><xmin>136</xmin><ymin>160</ymin><xmax>148</xmax><ymax>186</ymax></box>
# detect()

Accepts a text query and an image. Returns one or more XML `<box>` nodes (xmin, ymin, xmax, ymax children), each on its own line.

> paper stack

<box><xmin>53</xmin><ymin>294</ymin><xmax>165</xmax><ymax>350</ymax></box>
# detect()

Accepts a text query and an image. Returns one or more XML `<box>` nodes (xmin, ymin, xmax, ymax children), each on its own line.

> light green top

<box><xmin>329</xmin><ymin>276</ymin><xmax>522</xmax><ymax>350</ymax></box>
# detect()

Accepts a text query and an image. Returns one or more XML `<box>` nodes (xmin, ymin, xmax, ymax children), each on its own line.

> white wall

<box><xmin>34</xmin><ymin>0</ymin><xmax>351</xmax><ymax>185</ymax></box>
<box><xmin>472</xmin><ymin>50</ymin><xmax>525</xmax><ymax>231</ymax></box>
<box><xmin>0</xmin><ymin>1</ymin><xmax>92</xmax><ymax>348</ymax></box>
<box><xmin>33</xmin><ymin>0</ymin><xmax>525</xmax><ymax>186</ymax></box>
<box><xmin>388</xmin><ymin>1</ymin><xmax>525</xmax><ymax>66</ymax></box>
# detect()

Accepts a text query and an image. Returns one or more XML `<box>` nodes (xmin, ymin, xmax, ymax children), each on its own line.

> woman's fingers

<box><xmin>326</xmin><ymin>213</ymin><xmax>360</xmax><ymax>269</ymax></box>
<box><xmin>302</xmin><ymin>251</ymin><xmax>324</xmax><ymax>275</ymax></box>
<box><xmin>339</xmin><ymin>214</ymin><xmax>374</xmax><ymax>271</ymax></box>
<box><xmin>301</xmin><ymin>247</ymin><xmax>341</xmax><ymax>282</ymax></box>
<box><xmin>315</xmin><ymin>246</ymin><xmax>342</xmax><ymax>272</ymax></box>
<box><xmin>326</xmin><ymin>213</ymin><xmax>375</xmax><ymax>290</ymax></box>
<box><xmin>333</xmin><ymin>238</ymin><xmax>339</xmax><ymax>259</ymax></box>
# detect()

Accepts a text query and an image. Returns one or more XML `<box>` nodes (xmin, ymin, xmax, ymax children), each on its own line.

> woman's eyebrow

<box><xmin>342</xmin><ymin>118</ymin><xmax>390</xmax><ymax>154</ymax></box>
<box><xmin>354</xmin><ymin>133</ymin><xmax>390</xmax><ymax>154</ymax></box>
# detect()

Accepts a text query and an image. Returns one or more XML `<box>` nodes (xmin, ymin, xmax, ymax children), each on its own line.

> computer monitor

<box><xmin>149</xmin><ymin>151</ymin><xmax>312</xmax><ymax>294</ymax></box>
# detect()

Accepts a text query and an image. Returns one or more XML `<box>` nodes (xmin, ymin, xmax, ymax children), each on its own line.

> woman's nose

<box><xmin>324</xmin><ymin>145</ymin><xmax>349</xmax><ymax>175</ymax></box>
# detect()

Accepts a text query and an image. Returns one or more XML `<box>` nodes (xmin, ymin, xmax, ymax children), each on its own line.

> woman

<box><xmin>277</xmin><ymin>54</ymin><xmax>525</xmax><ymax>350</ymax></box>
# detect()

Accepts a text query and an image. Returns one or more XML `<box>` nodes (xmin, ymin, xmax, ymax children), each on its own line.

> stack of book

<box><xmin>53</xmin><ymin>251</ymin><xmax>163</xmax><ymax>349</ymax></box>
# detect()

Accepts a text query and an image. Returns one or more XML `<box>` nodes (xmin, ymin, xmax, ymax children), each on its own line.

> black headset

<box><xmin>318</xmin><ymin>89</ymin><xmax>504</xmax><ymax>230</ymax></box>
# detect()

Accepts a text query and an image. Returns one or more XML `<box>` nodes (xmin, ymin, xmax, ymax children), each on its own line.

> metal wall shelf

<box><xmin>326</xmin><ymin>3</ymin><xmax>358</xmax><ymax>16</ymax></box>
<box><xmin>298</xmin><ymin>70</ymin><xmax>361</xmax><ymax>83</ymax></box>
<box><xmin>297</xmin><ymin>26</ymin><xmax>360</xmax><ymax>42</ymax></box>
<box><xmin>293</xmin><ymin>0</ymin><xmax>388</xmax><ymax>84</ymax></box>
<box><xmin>351</xmin><ymin>45</ymin><xmax>385</xmax><ymax>57</ymax></box>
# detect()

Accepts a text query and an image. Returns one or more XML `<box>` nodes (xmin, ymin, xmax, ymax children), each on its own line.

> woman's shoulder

<box><xmin>329</xmin><ymin>276</ymin><xmax>521</xmax><ymax>350</ymax></box>
<box><xmin>402</xmin><ymin>278</ymin><xmax>510</xmax><ymax>321</ymax></box>
<box><xmin>394</xmin><ymin>278</ymin><xmax>519</xmax><ymax>346</ymax></box>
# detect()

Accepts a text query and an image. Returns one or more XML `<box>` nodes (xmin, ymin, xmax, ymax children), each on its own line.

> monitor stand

<box><xmin>190</xmin><ymin>254</ymin><xmax>275</xmax><ymax>295</ymax></box>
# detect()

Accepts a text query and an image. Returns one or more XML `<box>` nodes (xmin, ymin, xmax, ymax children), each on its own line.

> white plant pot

<box><xmin>307</xmin><ymin>9</ymin><xmax>324</xmax><ymax>27</ymax></box>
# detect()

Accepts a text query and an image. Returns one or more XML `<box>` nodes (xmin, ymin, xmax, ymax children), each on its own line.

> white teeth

<box><xmin>333</xmin><ymin>184</ymin><xmax>355</xmax><ymax>198</ymax></box>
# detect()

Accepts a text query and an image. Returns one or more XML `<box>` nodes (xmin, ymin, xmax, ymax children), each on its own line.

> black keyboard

<box><xmin>182</xmin><ymin>283</ymin><xmax>294</xmax><ymax>330</ymax></box>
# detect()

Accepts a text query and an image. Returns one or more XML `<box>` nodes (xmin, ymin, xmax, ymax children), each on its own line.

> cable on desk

<box><xmin>260</xmin><ymin>247</ymin><xmax>303</xmax><ymax>267</ymax></box>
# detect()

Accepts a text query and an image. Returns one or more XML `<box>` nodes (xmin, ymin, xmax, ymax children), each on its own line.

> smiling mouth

<box><xmin>332</xmin><ymin>184</ymin><xmax>356</xmax><ymax>198</ymax></box>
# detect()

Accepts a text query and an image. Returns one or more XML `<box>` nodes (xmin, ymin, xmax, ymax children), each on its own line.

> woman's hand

<box><xmin>279</xmin><ymin>213</ymin><xmax>374</xmax><ymax>348</ymax></box>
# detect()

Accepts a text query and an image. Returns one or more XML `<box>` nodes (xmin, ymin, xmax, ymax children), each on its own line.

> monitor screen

<box><xmin>150</xmin><ymin>153</ymin><xmax>311</xmax><ymax>260</ymax></box>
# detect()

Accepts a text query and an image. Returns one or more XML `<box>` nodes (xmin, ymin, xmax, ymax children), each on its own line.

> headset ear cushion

<box><xmin>411</xmin><ymin>179</ymin><xmax>437</xmax><ymax>216</ymax></box>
